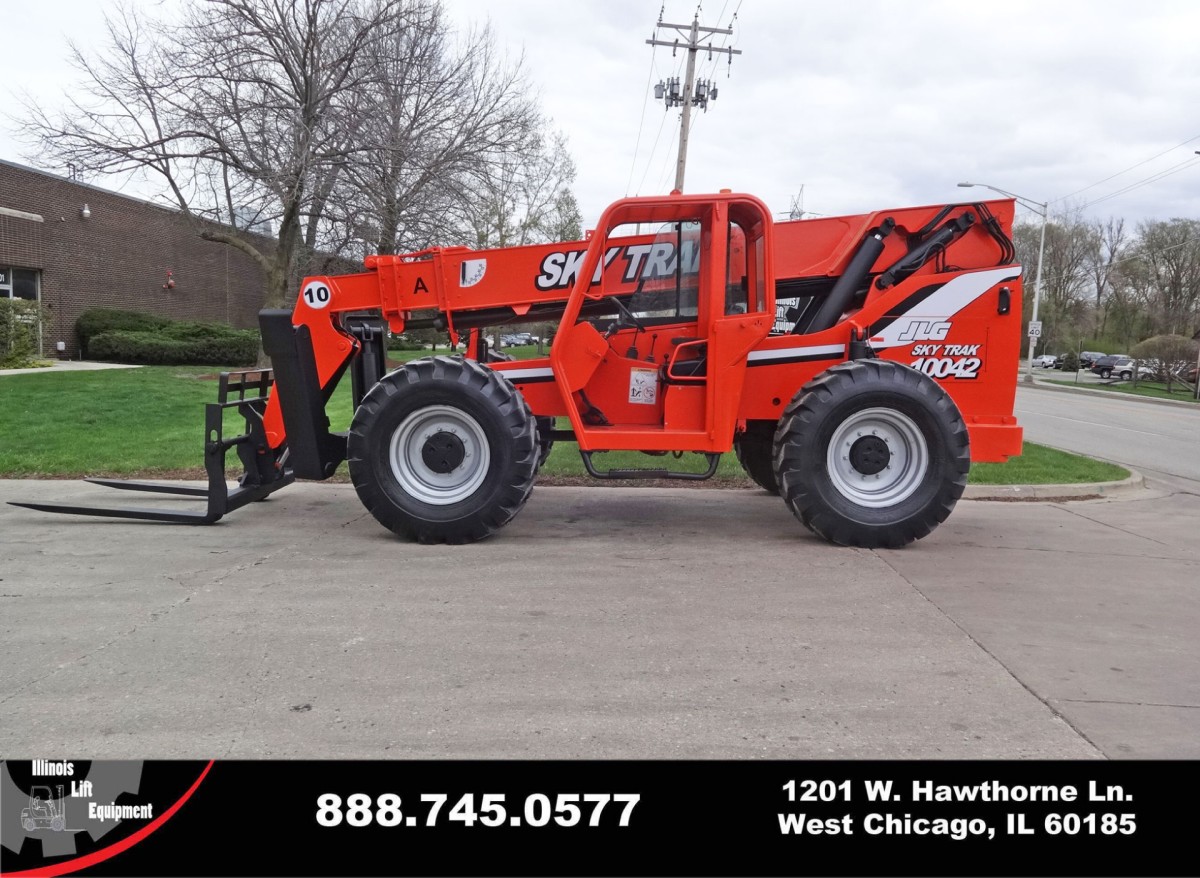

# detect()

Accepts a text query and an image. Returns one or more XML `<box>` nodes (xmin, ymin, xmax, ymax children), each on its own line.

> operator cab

<box><xmin>550</xmin><ymin>193</ymin><xmax>775</xmax><ymax>455</ymax></box>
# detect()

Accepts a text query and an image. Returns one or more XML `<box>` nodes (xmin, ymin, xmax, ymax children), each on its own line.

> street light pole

<box><xmin>958</xmin><ymin>182</ymin><xmax>1048</xmax><ymax>385</ymax></box>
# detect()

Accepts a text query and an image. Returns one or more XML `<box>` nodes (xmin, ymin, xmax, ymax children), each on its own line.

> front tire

<box><xmin>348</xmin><ymin>356</ymin><xmax>538</xmax><ymax>543</ymax></box>
<box><xmin>1100</xmin><ymin>368</ymin><xmax>1112</xmax><ymax>379</ymax></box>
<box><xmin>773</xmin><ymin>360</ymin><xmax>970</xmax><ymax>548</ymax></box>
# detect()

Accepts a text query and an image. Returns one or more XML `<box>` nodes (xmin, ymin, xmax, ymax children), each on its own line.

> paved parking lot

<box><xmin>2</xmin><ymin>479</ymin><xmax>1196</xmax><ymax>759</ymax></box>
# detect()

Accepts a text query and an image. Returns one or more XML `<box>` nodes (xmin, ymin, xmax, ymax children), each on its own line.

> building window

<box><xmin>0</xmin><ymin>266</ymin><xmax>40</xmax><ymax>301</ymax></box>
<box><xmin>0</xmin><ymin>266</ymin><xmax>44</xmax><ymax>357</ymax></box>
<box><xmin>12</xmin><ymin>268</ymin><xmax>40</xmax><ymax>301</ymax></box>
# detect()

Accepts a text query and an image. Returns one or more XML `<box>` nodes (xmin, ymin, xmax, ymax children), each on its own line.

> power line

<box><xmin>625</xmin><ymin>43</ymin><xmax>659</xmax><ymax>197</ymax></box>
<box><xmin>1078</xmin><ymin>156</ymin><xmax>1200</xmax><ymax>210</ymax></box>
<box><xmin>653</xmin><ymin>114</ymin><xmax>683</xmax><ymax>193</ymax></box>
<box><xmin>636</xmin><ymin>105</ymin><xmax>674</xmax><ymax>194</ymax></box>
<box><xmin>1016</xmin><ymin>234</ymin><xmax>1199</xmax><ymax>292</ymax></box>
<box><xmin>1054</xmin><ymin>133</ymin><xmax>1200</xmax><ymax>203</ymax></box>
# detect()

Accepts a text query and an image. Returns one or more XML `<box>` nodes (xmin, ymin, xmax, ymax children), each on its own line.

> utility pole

<box><xmin>648</xmin><ymin>13</ymin><xmax>741</xmax><ymax>192</ymax></box>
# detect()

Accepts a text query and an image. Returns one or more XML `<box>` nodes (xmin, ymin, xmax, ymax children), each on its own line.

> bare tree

<box><xmin>1084</xmin><ymin>217</ymin><xmax>1129</xmax><ymax>339</ymax></box>
<box><xmin>1013</xmin><ymin>210</ymin><xmax>1093</xmax><ymax>352</ymax></box>
<box><xmin>1135</xmin><ymin>218</ymin><xmax>1200</xmax><ymax>338</ymax></box>
<box><xmin>1103</xmin><ymin>261</ymin><xmax>1155</xmax><ymax>348</ymax></box>
<box><xmin>331</xmin><ymin>1</ymin><xmax>541</xmax><ymax>256</ymax></box>
<box><xmin>455</xmin><ymin>130</ymin><xmax>582</xmax><ymax>250</ymax></box>
<box><xmin>21</xmin><ymin>0</ymin><xmax>410</xmax><ymax>307</ymax></box>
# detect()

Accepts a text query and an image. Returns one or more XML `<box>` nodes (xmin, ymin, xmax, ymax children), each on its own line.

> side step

<box><xmin>8</xmin><ymin>369</ymin><xmax>293</xmax><ymax>524</ymax></box>
<box><xmin>580</xmin><ymin>451</ymin><xmax>722</xmax><ymax>481</ymax></box>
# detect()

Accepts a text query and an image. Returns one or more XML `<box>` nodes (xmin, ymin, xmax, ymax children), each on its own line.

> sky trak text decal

<box><xmin>536</xmin><ymin>242</ymin><xmax>701</xmax><ymax>291</ymax></box>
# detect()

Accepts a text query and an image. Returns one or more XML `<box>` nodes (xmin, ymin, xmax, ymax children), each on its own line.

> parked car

<box><xmin>1078</xmin><ymin>351</ymin><xmax>1106</xmax><ymax>370</ymax></box>
<box><xmin>1032</xmin><ymin>354</ymin><xmax>1058</xmax><ymax>368</ymax></box>
<box><xmin>1090</xmin><ymin>354</ymin><xmax>1129</xmax><ymax>379</ymax></box>
<box><xmin>1092</xmin><ymin>355</ymin><xmax>1152</xmax><ymax>380</ymax></box>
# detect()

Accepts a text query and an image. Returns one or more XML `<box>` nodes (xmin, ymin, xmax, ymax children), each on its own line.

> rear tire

<box><xmin>734</xmin><ymin>421</ymin><xmax>779</xmax><ymax>494</ymax></box>
<box><xmin>773</xmin><ymin>360</ymin><xmax>970</xmax><ymax>548</ymax></box>
<box><xmin>1100</xmin><ymin>368</ymin><xmax>1112</xmax><ymax>378</ymax></box>
<box><xmin>534</xmin><ymin>416</ymin><xmax>555</xmax><ymax>468</ymax></box>
<box><xmin>348</xmin><ymin>356</ymin><xmax>538</xmax><ymax>543</ymax></box>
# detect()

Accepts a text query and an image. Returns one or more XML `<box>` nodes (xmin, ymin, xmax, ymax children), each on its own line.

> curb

<box><xmin>1024</xmin><ymin>378</ymin><xmax>1200</xmax><ymax>409</ymax></box>
<box><xmin>963</xmin><ymin>469</ymin><xmax>1146</xmax><ymax>502</ymax></box>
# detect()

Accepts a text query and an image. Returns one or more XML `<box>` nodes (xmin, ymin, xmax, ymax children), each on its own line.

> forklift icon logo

<box><xmin>21</xmin><ymin>785</ymin><xmax>69</xmax><ymax>833</ymax></box>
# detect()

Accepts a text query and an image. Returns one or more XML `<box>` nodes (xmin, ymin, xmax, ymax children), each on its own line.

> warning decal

<box><xmin>629</xmin><ymin>368</ymin><xmax>658</xmax><ymax>405</ymax></box>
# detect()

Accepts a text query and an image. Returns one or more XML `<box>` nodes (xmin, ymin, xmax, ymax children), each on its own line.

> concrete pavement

<box><xmin>3</xmin><ymin>479</ymin><xmax>1196</xmax><ymax>760</ymax></box>
<box><xmin>0</xmin><ymin>361</ymin><xmax>141</xmax><ymax>377</ymax></box>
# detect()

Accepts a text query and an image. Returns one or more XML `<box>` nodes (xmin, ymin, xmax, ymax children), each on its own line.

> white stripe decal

<box><xmin>747</xmin><ymin>344</ymin><xmax>845</xmax><ymax>363</ymax></box>
<box><xmin>497</xmin><ymin>366</ymin><xmax>555</xmax><ymax>381</ymax></box>
<box><xmin>871</xmin><ymin>266</ymin><xmax>1020</xmax><ymax>349</ymax></box>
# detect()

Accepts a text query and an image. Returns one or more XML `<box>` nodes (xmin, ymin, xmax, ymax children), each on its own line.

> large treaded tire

<box><xmin>348</xmin><ymin>356</ymin><xmax>538</xmax><ymax>544</ymax></box>
<box><xmin>773</xmin><ymin>360</ymin><xmax>970</xmax><ymax>548</ymax></box>
<box><xmin>734</xmin><ymin>420</ymin><xmax>779</xmax><ymax>494</ymax></box>
<box><xmin>534</xmin><ymin>416</ymin><xmax>555</xmax><ymax>468</ymax></box>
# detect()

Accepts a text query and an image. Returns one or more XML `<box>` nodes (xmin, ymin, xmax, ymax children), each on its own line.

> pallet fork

<box><xmin>9</xmin><ymin>370</ymin><xmax>294</xmax><ymax>524</ymax></box>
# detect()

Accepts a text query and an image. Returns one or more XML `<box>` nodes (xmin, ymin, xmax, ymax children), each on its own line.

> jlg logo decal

<box><xmin>896</xmin><ymin>320</ymin><xmax>953</xmax><ymax>342</ymax></box>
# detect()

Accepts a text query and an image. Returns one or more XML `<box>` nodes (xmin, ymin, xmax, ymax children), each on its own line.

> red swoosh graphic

<box><xmin>3</xmin><ymin>761</ymin><xmax>214</xmax><ymax>878</ymax></box>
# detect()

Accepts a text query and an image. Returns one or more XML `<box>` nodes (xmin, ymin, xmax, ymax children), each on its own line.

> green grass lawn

<box><xmin>969</xmin><ymin>442</ymin><xmax>1128</xmax><ymax>485</ymax></box>
<box><xmin>0</xmin><ymin>364</ymin><xmax>1126</xmax><ymax>486</ymax></box>
<box><xmin>1046</xmin><ymin>378</ymin><xmax>1199</xmax><ymax>404</ymax></box>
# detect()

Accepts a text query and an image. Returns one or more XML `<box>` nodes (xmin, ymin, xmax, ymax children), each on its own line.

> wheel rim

<box><xmin>388</xmin><ymin>405</ymin><xmax>491</xmax><ymax>505</ymax></box>
<box><xmin>826</xmin><ymin>407</ymin><xmax>929</xmax><ymax>508</ymax></box>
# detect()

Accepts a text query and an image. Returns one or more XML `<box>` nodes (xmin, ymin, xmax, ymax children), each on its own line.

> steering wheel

<box><xmin>605</xmin><ymin>296</ymin><xmax>644</xmax><ymax>337</ymax></box>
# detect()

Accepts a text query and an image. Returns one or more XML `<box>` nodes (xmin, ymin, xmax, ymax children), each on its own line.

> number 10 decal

<box><xmin>303</xmin><ymin>281</ymin><xmax>332</xmax><ymax>309</ymax></box>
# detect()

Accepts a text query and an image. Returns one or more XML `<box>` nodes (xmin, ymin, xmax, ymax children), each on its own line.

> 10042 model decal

<box><xmin>909</xmin><ymin>344</ymin><xmax>983</xmax><ymax>379</ymax></box>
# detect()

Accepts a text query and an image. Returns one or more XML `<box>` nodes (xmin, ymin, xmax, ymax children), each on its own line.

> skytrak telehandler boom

<box><xmin>15</xmin><ymin>190</ymin><xmax>1024</xmax><ymax>548</ymax></box>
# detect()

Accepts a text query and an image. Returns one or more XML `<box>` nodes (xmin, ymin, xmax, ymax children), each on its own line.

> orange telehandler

<box><xmin>14</xmin><ymin>191</ymin><xmax>1023</xmax><ymax>547</ymax></box>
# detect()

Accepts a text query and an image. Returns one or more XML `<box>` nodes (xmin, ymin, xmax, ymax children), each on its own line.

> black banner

<box><xmin>2</xmin><ymin>760</ymin><xmax>1195</xmax><ymax>876</ymax></box>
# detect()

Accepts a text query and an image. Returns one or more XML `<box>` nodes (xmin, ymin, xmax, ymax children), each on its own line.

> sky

<box><xmin>5</xmin><ymin>0</ymin><xmax>1200</xmax><ymax>232</ymax></box>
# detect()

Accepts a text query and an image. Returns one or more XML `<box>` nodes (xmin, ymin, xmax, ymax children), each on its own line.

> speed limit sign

<box><xmin>1027</xmin><ymin>321</ymin><xmax>1042</xmax><ymax>338</ymax></box>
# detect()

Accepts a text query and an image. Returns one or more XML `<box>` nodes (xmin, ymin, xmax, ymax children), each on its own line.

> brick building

<box><xmin>0</xmin><ymin>159</ymin><xmax>268</xmax><ymax>357</ymax></box>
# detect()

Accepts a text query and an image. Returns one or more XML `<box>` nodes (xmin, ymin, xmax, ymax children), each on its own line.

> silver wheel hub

<box><xmin>389</xmin><ymin>405</ymin><xmax>491</xmax><ymax>505</ymax></box>
<box><xmin>826</xmin><ymin>407</ymin><xmax>929</xmax><ymax>508</ymax></box>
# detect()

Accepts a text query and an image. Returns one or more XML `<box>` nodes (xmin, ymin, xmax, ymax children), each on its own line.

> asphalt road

<box><xmin>2</xmin><ymin>366</ymin><xmax>1196</xmax><ymax>761</ymax></box>
<box><xmin>2</xmin><ymin>470</ymin><xmax>1197</xmax><ymax>760</ymax></box>
<box><xmin>1016</xmin><ymin>383</ymin><xmax>1200</xmax><ymax>492</ymax></box>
